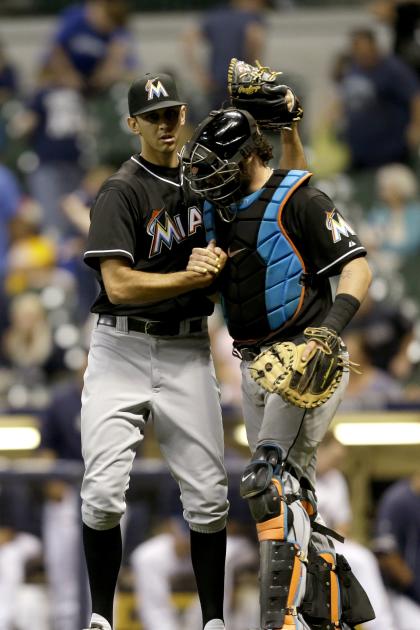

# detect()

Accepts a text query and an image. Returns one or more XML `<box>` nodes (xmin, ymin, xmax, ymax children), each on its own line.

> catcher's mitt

<box><xmin>227</xmin><ymin>58</ymin><xmax>303</xmax><ymax>131</ymax></box>
<box><xmin>249</xmin><ymin>327</ymin><xmax>356</xmax><ymax>409</ymax></box>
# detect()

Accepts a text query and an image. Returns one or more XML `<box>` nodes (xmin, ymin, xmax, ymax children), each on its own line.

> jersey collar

<box><xmin>131</xmin><ymin>155</ymin><xmax>182</xmax><ymax>188</ymax></box>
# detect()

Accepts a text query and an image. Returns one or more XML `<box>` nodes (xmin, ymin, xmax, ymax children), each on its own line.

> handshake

<box><xmin>185</xmin><ymin>240</ymin><xmax>227</xmax><ymax>288</ymax></box>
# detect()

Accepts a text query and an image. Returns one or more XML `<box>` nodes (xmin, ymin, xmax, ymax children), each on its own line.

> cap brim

<box><xmin>130</xmin><ymin>100</ymin><xmax>187</xmax><ymax>116</ymax></box>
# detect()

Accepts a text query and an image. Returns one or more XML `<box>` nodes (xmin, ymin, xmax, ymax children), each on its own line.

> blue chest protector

<box><xmin>204</xmin><ymin>169</ymin><xmax>311</xmax><ymax>342</ymax></box>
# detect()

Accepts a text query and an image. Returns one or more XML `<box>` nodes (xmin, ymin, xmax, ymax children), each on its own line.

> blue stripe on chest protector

<box><xmin>257</xmin><ymin>171</ymin><xmax>308</xmax><ymax>330</ymax></box>
<box><xmin>203</xmin><ymin>200</ymin><xmax>216</xmax><ymax>242</ymax></box>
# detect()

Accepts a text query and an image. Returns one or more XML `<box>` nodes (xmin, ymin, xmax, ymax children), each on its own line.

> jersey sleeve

<box><xmin>294</xmin><ymin>189</ymin><xmax>366</xmax><ymax>277</ymax></box>
<box><xmin>84</xmin><ymin>185</ymin><xmax>139</xmax><ymax>271</ymax></box>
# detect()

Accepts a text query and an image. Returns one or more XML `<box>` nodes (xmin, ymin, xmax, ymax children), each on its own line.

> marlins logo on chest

<box><xmin>325</xmin><ymin>208</ymin><xmax>356</xmax><ymax>243</ymax></box>
<box><xmin>147</xmin><ymin>207</ymin><xmax>203</xmax><ymax>257</ymax></box>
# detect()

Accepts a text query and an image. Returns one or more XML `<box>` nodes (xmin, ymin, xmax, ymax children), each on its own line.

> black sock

<box><xmin>82</xmin><ymin>523</ymin><xmax>122</xmax><ymax>627</ymax></box>
<box><xmin>190</xmin><ymin>527</ymin><xmax>226</xmax><ymax>626</ymax></box>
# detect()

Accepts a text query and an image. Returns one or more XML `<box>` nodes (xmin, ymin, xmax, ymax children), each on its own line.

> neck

<box><xmin>248</xmin><ymin>162</ymin><xmax>273</xmax><ymax>193</ymax></box>
<box><xmin>140</xmin><ymin>147</ymin><xmax>179</xmax><ymax>168</ymax></box>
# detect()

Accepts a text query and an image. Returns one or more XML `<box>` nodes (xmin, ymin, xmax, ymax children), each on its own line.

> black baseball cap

<box><xmin>128</xmin><ymin>72</ymin><xmax>187</xmax><ymax>117</ymax></box>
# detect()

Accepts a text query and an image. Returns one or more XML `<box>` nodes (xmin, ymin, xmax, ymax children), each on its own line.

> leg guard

<box><xmin>240</xmin><ymin>444</ymin><xmax>310</xmax><ymax>629</ymax></box>
<box><xmin>302</xmin><ymin>547</ymin><xmax>375</xmax><ymax>629</ymax></box>
<box><xmin>302</xmin><ymin>547</ymin><xmax>341</xmax><ymax>629</ymax></box>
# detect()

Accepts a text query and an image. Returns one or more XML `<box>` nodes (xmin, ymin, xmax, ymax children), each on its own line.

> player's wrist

<box><xmin>321</xmin><ymin>293</ymin><xmax>360</xmax><ymax>335</ymax></box>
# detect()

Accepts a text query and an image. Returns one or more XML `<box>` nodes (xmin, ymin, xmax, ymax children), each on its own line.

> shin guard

<box><xmin>259</xmin><ymin>540</ymin><xmax>305</xmax><ymax>629</ymax></box>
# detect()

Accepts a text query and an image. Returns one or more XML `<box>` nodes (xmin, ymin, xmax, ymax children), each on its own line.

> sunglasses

<box><xmin>140</xmin><ymin>108</ymin><xmax>181</xmax><ymax>124</ymax></box>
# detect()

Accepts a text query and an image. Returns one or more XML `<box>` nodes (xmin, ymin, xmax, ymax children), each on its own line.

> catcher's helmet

<box><xmin>182</xmin><ymin>108</ymin><xmax>261</xmax><ymax>208</ymax></box>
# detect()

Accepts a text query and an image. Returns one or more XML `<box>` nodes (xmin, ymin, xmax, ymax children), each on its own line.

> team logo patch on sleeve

<box><xmin>325</xmin><ymin>208</ymin><xmax>356</xmax><ymax>243</ymax></box>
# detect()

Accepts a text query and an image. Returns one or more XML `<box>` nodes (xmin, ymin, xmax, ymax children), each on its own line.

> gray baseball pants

<box><xmin>81</xmin><ymin>321</ymin><xmax>229</xmax><ymax>533</ymax></box>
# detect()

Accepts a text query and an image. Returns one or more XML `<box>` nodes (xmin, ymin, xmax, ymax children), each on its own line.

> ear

<box><xmin>180</xmin><ymin>105</ymin><xmax>187</xmax><ymax>127</ymax></box>
<box><xmin>127</xmin><ymin>116</ymin><xmax>141</xmax><ymax>135</ymax></box>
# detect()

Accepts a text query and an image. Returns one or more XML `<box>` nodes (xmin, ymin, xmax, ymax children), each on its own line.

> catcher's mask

<box><xmin>182</xmin><ymin>108</ymin><xmax>261</xmax><ymax>219</ymax></box>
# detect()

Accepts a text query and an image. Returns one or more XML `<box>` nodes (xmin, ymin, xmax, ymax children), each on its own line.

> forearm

<box><xmin>321</xmin><ymin>256</ymin><xmax>372</xmax><ymax>334</ymax></box>
<box><xmin>92</xmin><ymin>43</ymin><xmax>131</xmax><ymax>85</ymax></box>
<box><xmin>101</xmin><ymin>259</ymin><xmax>209</xmax><ymax>305</ymax></box>
<box><xmin>279</xmin><ymin>124</ymin><xmax>308</xmax><ymax>170</ymax></box>
<box><xmin>336</xmin><ymin>256</ymin><xmax>372</xmax><ymax>302</ymax></box>
<box><xmin>378</xmin><ymin>552</ymin><xmax>415</xmax><ymax>590</ymax></box>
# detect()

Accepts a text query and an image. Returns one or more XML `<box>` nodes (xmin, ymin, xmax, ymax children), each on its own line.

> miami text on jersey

<box><xmin>147</xmin><ymin>206</ymin><xmax>203</xmax><ymax>257</ymax></box>
<box><xmin>325</xmin><ymin>208</ymin><xmax>356</xmax><ymax>243</ymax></box>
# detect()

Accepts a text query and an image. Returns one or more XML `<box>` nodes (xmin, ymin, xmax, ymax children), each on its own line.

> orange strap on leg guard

<box><xmin>319</xmin><ymin>552</ymin><xmax>341</xmax><ymax>625</ymax></box>
<box><xmin>256</xmin><ymin>478</ymin><xmax>287</xmax><ymax>541</ymax></box>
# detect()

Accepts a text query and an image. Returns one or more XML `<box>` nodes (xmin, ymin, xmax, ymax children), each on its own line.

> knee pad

<box><xmin>240</xmin><ymin>443</ymin><xmax>293</xmax><ymax>542</ymax></box>
<box><xmin>81</xmin><ymin>502</ymin><xmax>122</xmax><ymax>530</ymax></box>
<box><xmin>302</xmin><ymin>548</ymin><xmax>375</xmax><ymax>629</ymax></box>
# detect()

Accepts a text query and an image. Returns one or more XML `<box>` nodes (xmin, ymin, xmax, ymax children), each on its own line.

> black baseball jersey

<box><xmin>211</xmin><ymin>169</ymin><xmax>367</xmax><ymax>343</ymax></box>
<box><xmin>84</xmin><ymin>155</ymin><xmax>214</xmax><ymax>320</ymax></box>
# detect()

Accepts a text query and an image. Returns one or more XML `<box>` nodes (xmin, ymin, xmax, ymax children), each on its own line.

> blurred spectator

<box><xmin>373</xmin><ymin>473</ymin><xmax>420</xmax><ymax>629</ymax></box>
<box><xmin>348</xmin><ymin>292</ymin><xmax>416</xmax><ymax>380</ymax></box>
<box><xmin>38</xmin><ymin>359</ymin><xmax>86</xmax><ymax>630</ymax></box>
<box><xmin>316</xmin><ymin>431</ymin><xmax>397</xmax><ymax>630</ymax></box>
<box><xmin>5</xmin><ymin>199</ymin><xmax>57</xmax><ymax>296</ymax></box>
<box><xmin>11</xmin><ymin>73</ymin><xmax>87</xmax><ymax>239</ymax></box>
<box><xmin>335</xmin><ymin>28</ymin><xmax>420</xmax><ymax>170</ymax></box>
<box><xmin>0</xmin><ymin>293</ymin><xmax>67</xmax><ymax>411</ymax></box>
<box><xmin>340</xmin><ymin>330</ymin><xmax>404</xmax><ymax>410</ymax></box>
<box><xmin>0</xmin><ymin>40</ymin><xmax>18</xmax><ymax>104</ymax></box>
<box><xmin>372</xmin><ymin>0</ymin><xmax>420</xmax><ymax>79</ymax></box>
<box><xmin>4</xmin><ymin>198</ymin><xmax>79</xmax><ymax>325</ymax></box>
<box><xmin>60</xmin><ymin>165</ymin><xmax>114</xmax><ymax>320</ymax></box>
<box><xmin>0</xmin><ymin>483</ymin><xmax>45</xmax><ymax>630</ymax></box>
<box><xmin>61</xmin><ymin>165</ymin><xmax>114</xmax><ymax>238</ymax></box>
<box><xmin>183</xmin><ymin>0</ymin><xmax>268</xmax><ymax>112</ymax></box>
<box><xmin>360</xmin><ymin>163</ymin><xmax>420</xmax><ymax>273</ymax></box>
<box><xmin>0</xmin><ymin>163</ymin><xmax>21</xmax><ymax>282</ymax></box>
<box><xmin>43</xmin><ymin>0</ymin><xmax>137</xmax><ymax>95</ymax></box>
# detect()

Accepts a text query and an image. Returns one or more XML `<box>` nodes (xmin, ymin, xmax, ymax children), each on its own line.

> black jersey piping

<box><xmin>316</xmin><ymin>247</ymin><xmax>366</xmax><ymax>275</ymax></box>
<box><xmin>130</xmin><ymin>156</ymin><xmax>181</xmax><ymax>188</ymax></box>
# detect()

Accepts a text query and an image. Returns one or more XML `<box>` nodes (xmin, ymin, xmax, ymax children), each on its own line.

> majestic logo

<box><xmin>147</xmin><ymin>206</ymin><xmax>203</xmax><ymax>257</ymax></box>
<box><xmin>145</xmin><ymin>78</ymin><xmax>169</xmax><ymax>101</ymax></box>
<box><xmin>325</xmin><ymin>208</ymin><xmax>356</xmax><ymax>243</ymax></box>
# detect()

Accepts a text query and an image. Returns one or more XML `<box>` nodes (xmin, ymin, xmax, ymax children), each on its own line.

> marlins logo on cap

<box><xmin>145</xmin><ymin>78</ymin><xmax>169</xmax><ymax>101</ymax></box>
<box><xmin>128</xmin><ymin>72</ymin><xmax>187</xmax><ymax>116</ymax></box>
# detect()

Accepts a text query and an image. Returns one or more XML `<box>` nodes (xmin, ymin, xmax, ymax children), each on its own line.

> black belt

<box><xmin>234</xmin><ymin>346</ymin><xmax>261</xmax><ymax>361</ymax></box>
<box><xmin>98</xmin><ymin>314</ymin><xmax>206</xmax><ymax>336</ymax></box>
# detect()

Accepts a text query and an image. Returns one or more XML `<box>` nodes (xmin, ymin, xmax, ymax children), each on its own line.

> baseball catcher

<box><xmin>182</xmin><ymin>103</ymin><xmax>374</xmax><ymax>630</ymax></box>
<box><xmin>227</xmin><ymin>57</ymin><xmax>303</xmax><ymax>131</ymax></box>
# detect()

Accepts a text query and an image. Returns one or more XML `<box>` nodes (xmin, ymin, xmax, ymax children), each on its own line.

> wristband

<box><xmin>321</xmin><ymin>293</ymin><xmax>361</xmax><ymax>335</ymax></box>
